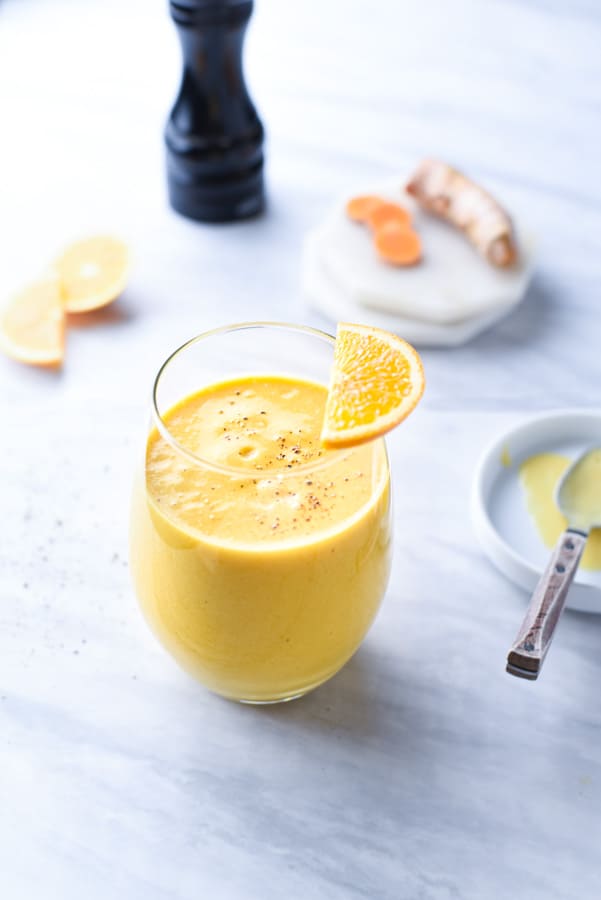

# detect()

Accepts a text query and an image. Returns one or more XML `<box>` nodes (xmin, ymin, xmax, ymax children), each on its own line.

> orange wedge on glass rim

<box><xmin>321</xmin><ymin>323</ymin><xmax>425</xmax><ymax>449</ymax></box>
<box><xmin>0</xmin><ymin>274</ymin><xmax>65</xmax><ymax>367</ymax></box>
<box><xmin>55</xmin><ymin>235</ymin><xmax>129</xmax><ymax>313</ymax></box>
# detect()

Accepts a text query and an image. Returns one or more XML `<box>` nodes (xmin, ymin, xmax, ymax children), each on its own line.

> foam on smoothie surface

<box><xmin>146</xmin><ymin>375</ymin><xmax>383</xmax><ymax>545</ymax></box>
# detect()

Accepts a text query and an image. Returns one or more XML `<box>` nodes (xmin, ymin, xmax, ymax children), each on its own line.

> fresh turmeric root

<box><xmin>406</xmin><ymin>159</ymin><xmax>517</xmax><ymax>268</ymax></box>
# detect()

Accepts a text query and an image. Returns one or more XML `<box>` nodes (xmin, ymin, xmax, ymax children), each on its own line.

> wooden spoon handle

<box><xmin>506</xmin><ymin>529</ymin><xmax>587</xmax><ymax>680</ymax></box>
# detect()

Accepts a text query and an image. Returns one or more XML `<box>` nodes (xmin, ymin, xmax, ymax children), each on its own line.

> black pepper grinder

<box><xmin>166</xmin><ymin>0</ymin><xmax>265</xmax><ymax>222</ymax></box>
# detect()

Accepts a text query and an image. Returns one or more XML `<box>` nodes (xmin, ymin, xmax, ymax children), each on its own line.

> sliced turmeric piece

<box><xmin>346</xmin><ymin>193</ymin><xmax>421</xmax><ymax>266</ymax></box>
<box><xmin>345</xmin><ymin>195</ymin><xmax>386</xmax><ymax>223</ymax></box>
<box><xmin>367</xmin><ymin>202</ymin><xmax>412</xmax><ymax>231</ymax></box>
<box><xmin>374</xmin><ymin>221</ymin><xmax>422</xmax><ymax>266</ymax></box>
<box><xmin>406</xmin><ymin>159</ymin><xmax>517</xmax><ymax>268</ymax></box>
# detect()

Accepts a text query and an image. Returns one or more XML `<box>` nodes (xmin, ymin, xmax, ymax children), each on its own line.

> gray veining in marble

<box><xmin>1</xmin><ymin>1</ymin><xmax>600</xmax><ymax>898</ymax></box>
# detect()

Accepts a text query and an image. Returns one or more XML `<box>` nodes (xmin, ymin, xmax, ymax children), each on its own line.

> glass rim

<box><xmin>151</xmin><ymin>320</ymin><xmax>360</xmax><ymax>477</ymax></box>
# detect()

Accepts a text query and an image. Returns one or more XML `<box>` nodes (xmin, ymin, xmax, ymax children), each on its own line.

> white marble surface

<box><xmin>1</xmin><ymin>1</ymin><xmax>601</xmax><ymax>897</ymax></box>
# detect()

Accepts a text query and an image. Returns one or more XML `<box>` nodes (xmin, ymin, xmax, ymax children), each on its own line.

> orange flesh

<box><xmin>0</xmin><ymin>276</ymin><xmax>64</xmax><ymax>366</ymax></box>
<box><xmin>56</xmin><ymin>236</ymin><xmax>129</xmax><ymax>313</ymax></box>
<box><xmin>321</xmin><ymin>323</ymin><xmax>425</xmax><ymax>448</ymax></box>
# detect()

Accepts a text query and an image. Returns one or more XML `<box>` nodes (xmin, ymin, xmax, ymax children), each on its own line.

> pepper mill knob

<box><xmin>166</xmin><ymin>0</ymin><xmax>265</xmax><ymax>222</ymax></box>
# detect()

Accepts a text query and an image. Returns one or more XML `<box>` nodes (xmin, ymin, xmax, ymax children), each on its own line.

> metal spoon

<box><xmin>506</xmin><ymin>447</ymin><xmax>601</xmax><ymax>680</ymax></box>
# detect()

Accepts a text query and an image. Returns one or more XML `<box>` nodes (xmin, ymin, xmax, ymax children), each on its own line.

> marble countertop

<box><xmin>1</xmin><ymin>1</ymin><xmax>600</xmax><ymax>897</ymax></box>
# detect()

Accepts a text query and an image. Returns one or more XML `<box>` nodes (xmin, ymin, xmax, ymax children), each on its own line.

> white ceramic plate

<box><xmin>471</xmin><ymin>410</ymin><xmax>601</xmax><ymax>613</ymax></box>
<box><xmin>302</xmin><ymin>234</ymin><xmax>512</xmax><ymax>347</ymax></box>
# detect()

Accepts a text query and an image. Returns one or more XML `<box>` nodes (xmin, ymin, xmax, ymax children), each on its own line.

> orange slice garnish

<box><xmin>55</xmin><ymin>235</ymin><xmax>129</xmax><ymax>313</ymax></box>
<box><xmin>0</xmin><ymin>274</ymin><xmax>64</xmax><ymax>367</ymax></box>
<box><xmin>321</xmin><ymin>323</ymin><xmax>425</xmax><ymax>449</ymax></box>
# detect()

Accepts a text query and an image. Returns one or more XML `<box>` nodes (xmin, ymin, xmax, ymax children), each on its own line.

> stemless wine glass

<box><xmin>130</xmin><ymin>323</ymin><xmax>392</xmax><ymax>703</ymax></box>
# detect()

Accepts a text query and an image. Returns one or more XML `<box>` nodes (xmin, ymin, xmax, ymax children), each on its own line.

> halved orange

<box><xmin>55</xmin><ymin>236</ymin><xmax>129</xmax><ymax>313</ymax></box>
<box><xmin>321</xmin><ymin>323</ymin><xmax>425</xmax><ymax>449</ymax></box>
<box><xmin>0</xmin><ymin>274</ymin><xmax>64</xmax><ymax>367</ymax></box>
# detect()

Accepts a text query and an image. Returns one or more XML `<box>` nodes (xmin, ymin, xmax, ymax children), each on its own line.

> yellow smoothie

<box><xmin>130</xmin><ymin>374</ymin><xmax>392</xmax><ymax>701</ymax></box>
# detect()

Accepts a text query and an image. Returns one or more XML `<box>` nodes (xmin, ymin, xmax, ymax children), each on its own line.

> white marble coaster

<box><xmin>303</xmin><ymin>231</ymin><xmax>517</xmax><ymax>347</ymax></box>
<box><xmin>304</xmin><ymin>183</ymin><xmax>535</xmax><ymax>331</ymax></box>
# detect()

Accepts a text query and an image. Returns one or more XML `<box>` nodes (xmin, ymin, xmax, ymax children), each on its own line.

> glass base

<box><xmin>214</xmin><ymin>671</ymin><xmax>337</xmax><ymax>705</ymax></box>
<box><xmin>237</xmin><ymin>690</ymin><xmax>310</xmax><ymax>706</ymax></box>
